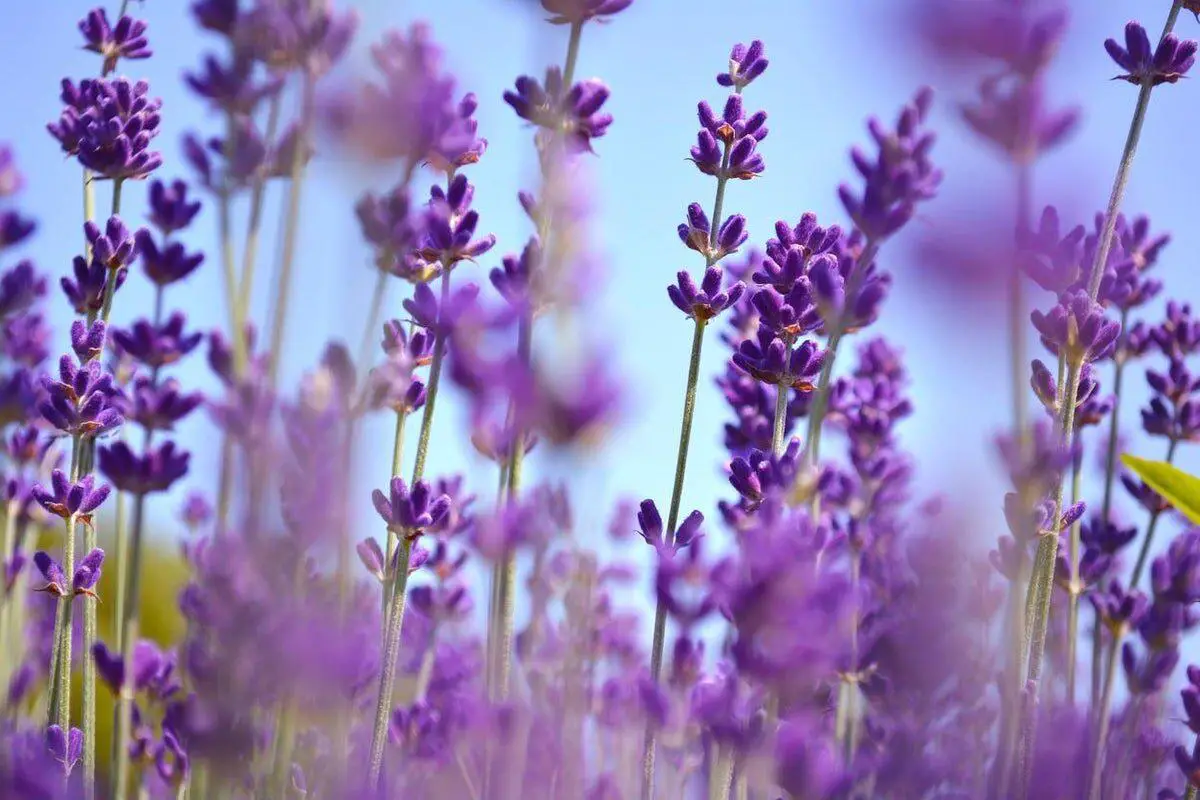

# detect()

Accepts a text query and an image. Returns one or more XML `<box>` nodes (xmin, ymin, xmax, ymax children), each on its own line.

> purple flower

<box><xmin>45</xmin><ymin>725</ymin><xmax>83</xmax><ymax>776</ymax></box>
<box><xmin>961</xmin><ymin>76</ymin><xmax>1078</xmax><ymax>163</ymax></box>
<box><xmin>0</xmin><ymin>261</ymin><xmax>47</xmax><ymax>320</ymax></box>
<box><xmin>62</xmin><ymin>252</ymin><xmax>126</xmax><ymax>315</ymax></box>
<box><xmin>371</xmin><ymin>477</ymin><xmax>451</xmax><ymax>540</ymax></box>
<box><xmin>1031</xmin><ymin>290</ymin><xmax>1121</xmax><ymax>364</ymax></box>
<box><xmin>111</xmin><ymin>313</ymin><xmax>204</xmax><ymax>369</ymax></box>
<box><xmin>117</xmin><ymin>377</ymin><xmax>204</xmax><ymax>431</ymax></box>
<box><xmin>356</xmin><ymin>184</ymin><xmax>422</xmax><ymax>272</ymax></box>
<box><xmin>86</xmin><ymin>216</ymin><xmax>139</xmax><ymax>270</ymax></box>
<box><xmin>32</xmin><ymin>548</ymin><xmax>104</xmax><ymax>598</ymax></box>
<box><xmin>38</xmin><ymin>356</ymin><xmax>123</xmax><ymax>438</ymax></box>
<box><xmin>635</xmin><ymin>499</ymin><xmax>703</xmax><ymax>551</ymax></box>
<box><xmin>717</xmin><ymin>40</ymin><xmax>768</xmax><ymax>90</ymax></box>
<box><xmin>677</xmin><ymin>204</ymin><xmax>747</xmax><ymax>263</ymax></box>
<box><xmin>147</xmin><ymin>179</ymin><xmax>202</xmax><ymax>236</ymax></box>
<box><xmin>0</xmin><ymin>212</ymin><xmax>36</xmax><ymax>251</ymax></box>
<box><xmin>1089</xmin><ymin>579</ymin><xmax>1149</xmax><ymax>631</ymax></box>
<box><xmin>330</xmin><ymin>24</ymin><xmax>478</xmax><ymax>168</ymax></box>
<box><xmin>238</xmin><ymin>0</ymin><xmax>358</xmax><ymax>76</ymax></box>
<box><xmin>1123</xmin><ymin>641</ymin><xmax>1179</xmax><ymax>695</ymax></box>
<box><xmin>490</xmin><ymin>238</ymin><xmax>543</xmax><ymax>313</ymax></box>
<box><xmin>97</xmin><ymin>441</ymin><xmax>191</xmax><ymax>495</ymax></box>
<box><xmin>91</xmin><ymin>640</ymin><xmax>173</xmax><ymax>695</ymax></box>
<box><xmin>414</xmin><ymin>176</ymin><xmax>497</xmax><ymax>267</ymax></box>
<box><xmin>79</xmin><ymin>8</ymin><xmax>151</xmax><ymax>75</ymax></box>
<box><xmin>136</xmin><ymin>234</ymin><xmax>205</xmax><ymax>287</ymax></box>
<box><xmin>186</xmin><ymin>52</ymin><xmax>283</xmax><ymax>118</ymax></box>
<box><xmin>689</xmin><ymin>96</ymin><xmax>768</xmax><ymax>180</ymax></box>
<box><xmin>1105</xmin><ymin>21</ymin><xmax>1197</xmax><ymax>86</ymax></box>
<box><xmin>31</xmin><ymin>471</ymin><xmax>111</xmax><ymax>521</ymax></box>
<box><xmin>504</xmin><ymin>68</ymin><xmax>613</xmax><ymax>153</ymax></box>
<box><xmin>733</xmin><ymin>331</ymin><xmax>824</xmax><ymax>388</ymax></box>
<box><xmin>540</xmin><ymin>0</ymin><xmax>633</xmax><ymax>25</ymax></box>
<box><xmin>402</xmin><ymin>282</ymin><xmax>479</xmax><ymax>337</ymax></box>
<box><xmin>838</xmin><ymin>88</ymin><xmax>941</xmax><ymax>242</ymax></box>
<box><xmin>667</xmin><ymin>267</ymin><xmax>745</xmax><ymax>322</ymax></box>
<box><xmin>47</xmin><ymin>78</ymin><xmax>163</xmax><ymax>181</ymax></box>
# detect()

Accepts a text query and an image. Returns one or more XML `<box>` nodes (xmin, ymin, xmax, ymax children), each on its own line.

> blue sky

<box><xmin>4</xmin><ymin>0</ymin><xmax>1200</xmax><ymax>586</ymax></box>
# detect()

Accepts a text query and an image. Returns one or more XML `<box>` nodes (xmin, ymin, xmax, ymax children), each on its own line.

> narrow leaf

<box><xmin>1121</xmin><ymin>454</ymin><xmax>1200</xmax><ymax>526</ymax></box>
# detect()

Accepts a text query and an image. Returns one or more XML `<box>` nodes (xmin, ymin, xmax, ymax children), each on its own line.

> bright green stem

<box><xmin>641</xmin><ymin>318</ymin><xmax>707</xmax><ymax>798</ymax></box>
<box><xmin>1085</xmin><ymin>630</ymin><xmax>1123</xmax><ymax>800</ymax></box>
<box><xmin>235</xmin><ymin>92</ymin><xmax>283</xmax><ymax>335</ymax></box>
<box><xmin>1066</xmin><ymin>459</ymin><xmax>1082</xmax><ymax>704</ymax></box>
<box><xmin>114</xmin><ymin>493</ymin><xmax>147</xmax><ymax>800</ymax></box>
<box><xmin>266</xmin><ymin>73</ymin><xmax>315</xmax><ymax>390</ymax></box>
<box><xmin>1130</xmin><ymin>437</ymin><xmax>1181</xmax><ymax>589</ymax></box>
<box><xmin>366</xmin><ymin>537</ymin><xmax>415</xmax><ymax>789</ymax></box>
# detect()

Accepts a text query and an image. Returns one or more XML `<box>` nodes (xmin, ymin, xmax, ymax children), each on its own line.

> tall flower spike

<box><xmin>147</xmin><ymin>179</ymin><xmax>202</xmax><ymax>236</ymax></box>
<box><xmin>1104</xmin><ymin>21</ymin><xmax>1197</xmax><ymax>86</ymax></box>
<box><xmin>31</xmin><ymin>471</ymin><xmax>111</xmax><ymax>520</ymax></box>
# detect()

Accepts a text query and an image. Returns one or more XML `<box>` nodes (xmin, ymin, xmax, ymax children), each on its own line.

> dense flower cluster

<box><xmin>5</xmin><ymin>2</ymin><xmax>1200</xmax><ymax>800</ymax></box>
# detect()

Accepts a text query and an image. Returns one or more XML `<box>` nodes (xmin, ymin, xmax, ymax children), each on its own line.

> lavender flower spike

<box><xmin>1105</xmin><ymin>21</ymin><xmax>1197</xmax><ymax>86</ymax></box>
<box><xmin>371</xmin><ymin>477</ymin><xmax>451</xmax><ymax>540</ymax></box>
<box><xmin>668</xmin><ymin>267</ymin><xmax>745</xmax><ymax>322</ymax></box>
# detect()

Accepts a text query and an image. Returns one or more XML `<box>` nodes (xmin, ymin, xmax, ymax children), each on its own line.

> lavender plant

<box><xmin>4</xmin><ymin>0</ymin><xmax>1200</xmax><ymax>799</ymax></box>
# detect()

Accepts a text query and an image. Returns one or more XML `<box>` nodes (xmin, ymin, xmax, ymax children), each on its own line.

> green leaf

<box><xmin>1121</xmin><ymin>454</ymin><xmax>1200</xmax><ymax>526</ymax></box>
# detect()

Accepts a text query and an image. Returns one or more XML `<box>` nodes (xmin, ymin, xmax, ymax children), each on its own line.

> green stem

<box><xmin>47</xmin><ymin>438</ymin><xmax>81</xmax><ymax>729</ymax></box>
<box><xmin>235</xmin><ymin>93</ymin><xmax>284</xmax><ymax>337</ymax></box>
<box><xmin>381</xmin><ymin>407</ymin><xmax>409</xmax><ymax>621</ymax></box>
<box><xmin>366</xmin><ymin>278</ymin><xmax>450</xmax><ymax>787</ymax></box>
<box><xmin>217</xmin><ymin>112</ymin><xmax>248</xmax><ymax>379</ymax></box>
<box><xmin>1100</xmin><ymin>314</ymin><xmax>1130</xmax><ymax>525</ymax></box>
<box><xmin>641</xmin><ymin>318</ymin><xmax>707</xmax><ymax>798</ymax></box>
<box><xmin>1130</xmin><ymin>436</ymin><xmax>1180</xmax><ymax>589</ymax></box>
<box><xmin>366</xmin><ymin>537</ymin><xmax>414</xmax><ymax>789</ymax></box>
<box><xmin>1085</xmin><ymin>630</ymin><xmax>1123</xmax><ymax>800</ymax></box>
<box><xmin>113</xmin><ymin>493</ymin><xmax>147</xmax><ymax>800</ymax></box>
<box><xmin>266</xmin><ymin>73</ymin><xmax>316</xmax><ymax>389</ymax></box>
<box><xmin>841</xmin><ymin>550</ymin><xmax>863</xmax><ymax>763</ymax></box>
<box><xmin>492</xmin><ymin>317</ymin><xmax>532</xmax><ymax>700</ymax></box>
<box><xmin>1066</xmin><ymin>457</ymin><xmax>1082</xmax><ymax>704</ymax></box>
<box><xmin>1085</xmin><ymin>0</ymin><xmax>1183</xmax><ymax>301</ymax></box>
<box><xmin>771</xmin><ymin>381</ymin><xmax>788</xmax><ymax>456</ymax></box>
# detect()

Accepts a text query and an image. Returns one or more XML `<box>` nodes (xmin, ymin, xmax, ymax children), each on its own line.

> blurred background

<box><xmin>3</xmin><ymin>0</ymin><xmax>1200</xmax><ymax>643</ymax></box>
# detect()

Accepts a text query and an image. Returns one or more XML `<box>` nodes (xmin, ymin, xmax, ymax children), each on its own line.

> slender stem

<box><xmin>366</xmin><ymin>276</ymin><xmax>450</xmax><ymax>786</ymax></box>
<box><xmin>1100</xmin><ymin>315</ymin><xmax>1130</xmax><ymax>524</ymax></box>
<box><xmin>641</xmin><ymin>318</ymin><xmax>707</xmax><ymax>799</ymax></box>
<box><xmin>217</xmin><ymin>117</ymin><xmax>248</xmax><ymax>379</ymax></box>
<box><xmin>47</xmin><ymin>438</ymin><xmax>81</xmax><ymax>728</ymax></box>
<box><xmin>412</xmin><ymin>625</ymin><xmax>439</xmax><ymax>703</ymax></box>
<box><xmin>492</xmin><ymin>317</ymin><xmax>533</xmax><ymax>700</ymax></box>
<box><xmin>1130</xmin><ymin>436</ymin><xmax>1180</xmax><ymax>588</ymax></box>
<box><xmin>366</xmin><ymin>537</ymin><xmax>414</xmax><ymax>789</ymax></box>
<box><xmin>1011</xmin><ymin>163</ymin><xmax>1031</xmax><ymax>451</ymax></box>
<box><xmin>113</xmin><ymin>493</ymin><xmax>147</xmax><ymax>800</ymax></box>
<box><xmin>235</xmin><ymin>93</ymin><xmax>283</xmax><ymax>337</ymax></box>
<box><xmin>1085</xmin><ymin>630</ymin><xmax>1123</xmax><ymax>800</ymax></box>
<box><xmin>381</xmin><ymin>407</ymin><xmax>409</xmax><ymax>620</ymax></box>
<box><xmin>708</xmin><ymin>747</ymin><xmax>734</xmax><ymax>800</ymax></box>
<box><xmin>82</xmin><ymin>172</ymin><xmax>95</xmax><ymax>257</ymax></box>
<box><xmin>410</xmin><ymin>275</ymin><xmax>450</xmax><ymax>484</ymax></box>
<box><xmin>1066</xmin><ymin>458</ymin><xmax>1082</xmax><ymax>704</ymax></box>
<box><xmin>841</xmin><ymin>550</ymin><xmax>863</xmax><ymax>763</ymax></box>
<box><xmin>771</xmin><ymin>381</ymin><xmax>788</xmax><ymax>456</ymax></box>
<box><xmin>1014</xmin><ymin>357</ymin><xmax>1081</xmax><ymax>797</ymax></box>
<box><xmin>266</xmin><ymin>73</ymin><xmax>316</xmax><ymax>389</ymax></box>
<box><xmin>561</xmin><ymin>21</ymin><xmax>583</xmax><ymax>88</ymax></box>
